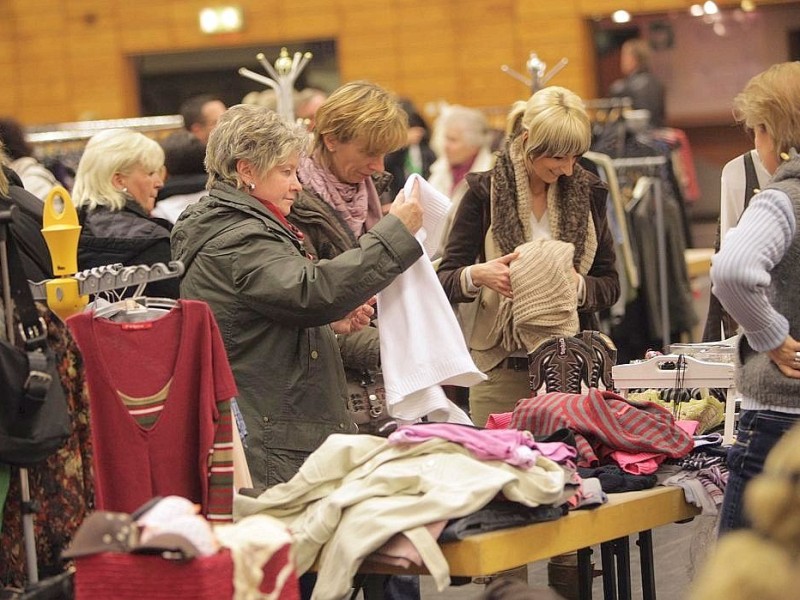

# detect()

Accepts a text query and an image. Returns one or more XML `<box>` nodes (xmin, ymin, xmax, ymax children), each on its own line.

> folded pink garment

<box><xmin>366</xmin><ymin>521</ymin><xmax>448</xmax><ymax>568</ymax></box>
<box><xmin>485</xmin><ymin>412</ymin><xmax>513</xmax><ymax>430</ymax></box>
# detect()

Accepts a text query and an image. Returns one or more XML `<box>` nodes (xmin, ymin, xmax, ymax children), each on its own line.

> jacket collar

<box><xmin>489</xmin><ymin>138</ymin><xmax>601</xmax><ymax>269</ymax></box>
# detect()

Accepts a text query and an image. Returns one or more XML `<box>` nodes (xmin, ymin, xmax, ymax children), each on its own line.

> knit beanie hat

<box><xmin>491</xmin><ymin>239</ymin><xmax>580</xmax><ymax>352</ymax></box>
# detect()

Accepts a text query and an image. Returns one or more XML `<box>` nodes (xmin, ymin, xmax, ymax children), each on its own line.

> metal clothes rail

<box><xmin>611</xmin><ymin>156</ymin><xmax>670</xmax><ymax>349</ymax></box>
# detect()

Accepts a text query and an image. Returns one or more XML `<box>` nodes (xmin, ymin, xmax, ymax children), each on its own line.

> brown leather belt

<box><xmin>503</xmin><ymin>357</ymin><xmax>528</xmax><ymax>371</ymax></box>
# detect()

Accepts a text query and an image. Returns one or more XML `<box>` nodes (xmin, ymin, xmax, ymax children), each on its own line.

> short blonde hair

<box><xmin>205</xmin><ymin>104</ymin><xmax>309</xmax><ymax>189</ymax></box>
<box><xmin>733</xmin><ymin>61</ymin><xmax>800</xmax><ymax>156</ymax></box>
<box><xmin>313</xmin><ymin>81</ymin><xmax>407</xmax><ymax>157</ymax></box>
<box><xmin>0</xmin><ymin>142</ymin><xmax>9</xmax><ymax>197</ymax></box>
<box><xmin>507</xmin><ymin>86</ymin><xmax>591</xmax><ymax>159</ymax></box>
<box><xmin>72</xmin><ymin>129</ymin><xmax>164</xmax><ymax>211</ymax></box>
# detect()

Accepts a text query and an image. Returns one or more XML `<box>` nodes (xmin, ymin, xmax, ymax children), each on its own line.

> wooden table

<box><xmin>684</xmin><ymin>248</ymin><xmax>714</xmax><ymax>280</ymax></box>
<box><xmin>437</xmin><ymin>486</ymin><xmax>697</xmax><ymax>577</ymax></box>
<box><xmin>361</xmin><ymin>486</ymin><xmax>699</xmax><ymax>599</ymax></box>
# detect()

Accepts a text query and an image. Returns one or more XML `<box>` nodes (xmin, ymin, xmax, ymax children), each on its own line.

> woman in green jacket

<box><xmin>171</xmin><ymin>104</ymin><xmax>423</xmax><ymax>489</ymax></box>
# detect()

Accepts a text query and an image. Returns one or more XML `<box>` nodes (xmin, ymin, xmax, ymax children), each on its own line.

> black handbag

<box><xmin>0</xmin><ymin>211</ymin><xmax>71</xmax><ymax>467</ymax></box>
<box><xmin>345</xmin><ymin>368</ymin><xmax>396</xmax><ymax>436</ymax></box>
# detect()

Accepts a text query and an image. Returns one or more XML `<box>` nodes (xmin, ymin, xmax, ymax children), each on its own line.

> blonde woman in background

<box><xmin>287</xmin><ymin>81</ymin><xmax>412</xmax><ymax>437</ymax></box>
<box><xmin>711</xmin><ymin>61</ymin><xmax>800</xmax><ymax>536</ymax></box>
<box><xmin>71</xmin><ymin>128</ymin><xmax>177</xmax><ymax>298</ymax></box>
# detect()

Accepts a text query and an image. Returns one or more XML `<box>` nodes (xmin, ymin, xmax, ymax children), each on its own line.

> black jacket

<box><xmin>77</xmin><ymin>199</ymin><xmax>179</xmax><ymax>298</ymax></box>
<box><xmin>1</xmin><ymin>167</ymin><xmax>53</xmax><ymax>281</ymax></box>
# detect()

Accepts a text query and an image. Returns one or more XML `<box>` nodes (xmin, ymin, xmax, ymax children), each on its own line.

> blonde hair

<box><xmin>689</xmin><ymin>422</ymin><xmax>800</xmax><ymax>599</ymax></box>
<box><xmin>313</xmin><ymin>81</ymin><xmax>407</xmax><ymax>158</ymax></box>
<box><xmin>0</xmin><ymin>142</ymin><xmax>9</xmax><ymax>197</ymax></box>
<box><xmin>733</xmin><ymin>61</ymin><xmax>800</xmax><ymax>156</ymax></box>
<box><xmin>72</xmin><ymin>129</ymin><xmax>164</xmax><ymax>211</ymax></box>
<box><xmin>506</xmin><ymin>86</ymin><xmax>591</xmax><ymax>159</ymax></box>
<box><xmin>205</xmin><ymin>104</ymin><xmax>309</xmax><ymax>190</ymax></box>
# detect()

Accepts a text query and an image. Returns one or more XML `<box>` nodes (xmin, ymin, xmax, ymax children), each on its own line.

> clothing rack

<box><xmin>583</xmin><ymin>151</ymin><xmax>639</xmax><ymax>290</ymax></box>
<box><xmin>28</xmin><ymin>261</ymin><xmax>185</xmax><ymax>303</ymax></box>
<box><xmin>26</xmin><ymin>115</ymin><xmax>183</xmax><ymax>145</ymax></box>
<box><xmin>612</xmin><ymin>353</ymin><xmax>737</xmax><ymax>444</ymax></box>
<box><xmin>584</xmin><ymin>97</ymin><xmax>633</xmax><ymax>110</ymax></box>
<box><xmin>29</xmin><ymin>186</ymin><xmax>185</xmax><ymax>320</ymax></box>
<box><xmin>611</xmin><ymin>156</ymin><xmax>670</xmax><ymax>349</ymax></box>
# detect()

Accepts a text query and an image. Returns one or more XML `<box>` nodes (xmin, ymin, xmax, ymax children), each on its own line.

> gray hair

<box><xmin>72</xmin><ymin>129</ymin><xmax>164</xmax><ymax>211</ymax></box>
<box><xmin>432</xmin><ymin>105</ymin><xmax>491</xmax><ymax>156</ymax></box>
<box><xmin>205</xmin><ymin>104</ymin><xmax>309</xmax><ymax>189</ymax></box>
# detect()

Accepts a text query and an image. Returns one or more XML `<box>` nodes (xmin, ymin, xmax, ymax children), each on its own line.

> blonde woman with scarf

<box><xmin>286</xmin><ymin>82</ymin><xmax>422</xmax><ymax>600</ymax></box>
<box><xmin>437</xmin><ymin>86</ymin><xmax>620</xmax><ymax>428</ymax></box>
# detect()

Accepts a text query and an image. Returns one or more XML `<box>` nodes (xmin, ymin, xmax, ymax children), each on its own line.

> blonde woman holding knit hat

<box><xmin>437</xmin><ymin>86</ymin><xmax>620</xmax><ymax>428</ymax></box>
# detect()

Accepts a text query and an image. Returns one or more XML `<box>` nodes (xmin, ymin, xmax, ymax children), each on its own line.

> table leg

<box><xmin>600</xmin><ymin>541</ymin><xmax>617</xmax><ymax>600</ymax></box>
<box><xmin>613</xmin><ymin>537</ymin><xmax>631</xmax><ymax>600</ymax></box>
<box><xmin>638</xmin><ymin>530</ymin><xmax>656</xmax><ymax>600</ymax></box>
<box><xmin>577</xmin><ymin>547</ymin><xmax>594</xmax><ymax>600</ymax></box>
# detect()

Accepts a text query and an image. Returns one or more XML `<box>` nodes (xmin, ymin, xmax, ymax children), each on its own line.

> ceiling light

<box><xmin>199</xmin><ymin>6</ymin><xmax>243</xmax><ymax>34</ymax></box>
<box><xmin>689</xmin><ymin>4</ymin><xmax>705</xmax><ymax>16</ymax></box>
<box><xmin>703</xmin><ymin>1</ymin><xmax>719</xmax><ymax>14</ymax></box>
<box><xmin>740</xmin><ymin>0</ymin><xmax>756</xmax><ymax>11</ymax></box>
<box><xmin>612</xmin><ymin>10</ymin><xmax>631</xmax><ymax>23</ymax></box>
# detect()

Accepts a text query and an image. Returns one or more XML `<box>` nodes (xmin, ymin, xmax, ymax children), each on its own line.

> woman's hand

<box><xmin>768</xmin><ymin>335</ymin><xmax>800</xmax><ymax>378</ymax></box>
<box><xmin>331</xmin><ymin>297</ymin><xmax>376</xmax><ymax>335</ymax></box>
<box><xmin>389</xmin><ymin>180</ymin><xmax>423</xmax><ymax>234</ymax></box>
<box><xmin>470</xmin><ymin>252</ymin><xmax>519</xmax><ymax>298</ymax></box>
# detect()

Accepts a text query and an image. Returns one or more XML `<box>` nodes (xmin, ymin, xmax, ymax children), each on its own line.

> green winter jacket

<box><xmin>171</xmin><ymin>182</ymin><xmax>422</xmax><ymax>488</ymax></box>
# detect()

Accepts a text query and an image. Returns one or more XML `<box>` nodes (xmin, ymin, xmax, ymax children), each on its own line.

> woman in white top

<box><xmin>720</xmin><ymin>149</ymin><xmax>771</xmax><ymax>242</ymax></box>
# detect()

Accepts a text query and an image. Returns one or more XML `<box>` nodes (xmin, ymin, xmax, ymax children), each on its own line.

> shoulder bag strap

<box><xmin>742</xmin><ymin>151</ymin><xmax>759</xmax><ymax>211</ymax></box>
<box><xmin>2</xmin><ymin>207</ymin><xmax>53</xmax><ymax>403</ymax></box>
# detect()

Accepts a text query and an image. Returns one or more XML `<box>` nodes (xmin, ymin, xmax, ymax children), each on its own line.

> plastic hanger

<box><xmin>92</xmin><ymin>296</ymin><xmax>180</xmax><ymax>323</ymax></box>
<box><xmin>31</xmin><ymin>186</ymin><xmax>185</xmax><ymax>320</ymax></box>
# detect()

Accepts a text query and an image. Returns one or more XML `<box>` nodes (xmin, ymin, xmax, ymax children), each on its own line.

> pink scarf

<box><xmin>297</xmin><ymin>154</ymin><xmax>383</xmax><ymax>239</ymax></box>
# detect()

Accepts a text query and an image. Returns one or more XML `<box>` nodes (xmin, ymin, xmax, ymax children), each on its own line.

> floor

<box><xmin>413</xmin><ymin>513</ymin><xmax>719</xmax><ymax>600</ymax></box>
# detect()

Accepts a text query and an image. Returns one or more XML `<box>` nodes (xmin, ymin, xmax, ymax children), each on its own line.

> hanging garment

<box><xmin>66</xmin><ymin>299</ymin><xmax>237</xmax><ymax>518</ymax></box>
<box><xmin>377</xmin><ymin>174</ymin><xmax>484</xmax><ymax>424</ymax></box>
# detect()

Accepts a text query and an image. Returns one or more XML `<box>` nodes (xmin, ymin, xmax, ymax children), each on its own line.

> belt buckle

<box><xmin>509</xmin><ymin>357</ymin><xmax>526</xmax><ymax>371</ymax></box>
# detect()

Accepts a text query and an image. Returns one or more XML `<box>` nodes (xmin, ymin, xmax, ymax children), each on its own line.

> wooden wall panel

<box><xmin>1</xmin><ymin>0</ymin><xmax>795</xmax><ymax>125</ymax></box>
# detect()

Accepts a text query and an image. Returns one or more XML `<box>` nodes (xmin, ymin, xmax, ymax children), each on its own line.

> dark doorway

<box><xmin>134</xmin><ymin>40</ymin><xmax>339</xmax><ymax>116</ymax></box>
<box><xmin>790</xmin><ymin>29</ymin><xmax>800</xmax><ymax>60</ymax></box>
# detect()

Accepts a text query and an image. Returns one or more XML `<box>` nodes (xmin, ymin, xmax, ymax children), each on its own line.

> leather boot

<box><xmin>547</xmin><ymin>553</ymin><xmax>601</xmax><ymax>600</ymax></box>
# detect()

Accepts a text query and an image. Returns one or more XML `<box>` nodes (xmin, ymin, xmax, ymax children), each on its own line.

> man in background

<box><xmin>609</xmin><ymin>38</ymin><xmax>666</xmax><ymax>127</ymax></box>
<box><xmin>179</xmin><ymin>94</ymin><xmax>227</xmax><ymax>144</ymax></box>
